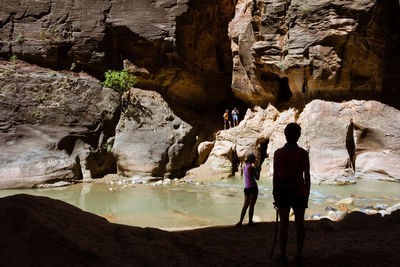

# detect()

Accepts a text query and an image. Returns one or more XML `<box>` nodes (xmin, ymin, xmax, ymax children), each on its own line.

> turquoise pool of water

<box><xmin>1</xmin><ymin>177</ymin><xmax>399</xmax><ymax>229</ymax></box>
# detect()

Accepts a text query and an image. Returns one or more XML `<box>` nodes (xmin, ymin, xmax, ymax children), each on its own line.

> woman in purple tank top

<box><xmin>236</xmin><ymin>153</ymin><xmax>260</xmax><ymax>227</ymax></box>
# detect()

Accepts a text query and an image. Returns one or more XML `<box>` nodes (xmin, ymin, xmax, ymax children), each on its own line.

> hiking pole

<box><xmin>269</xmin><ymin>206</ymin><xmax>279</xmax><ymax>260</ymax></box>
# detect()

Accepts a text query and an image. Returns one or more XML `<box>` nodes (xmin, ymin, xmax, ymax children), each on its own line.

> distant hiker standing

<box><xmin>232</xmin><ymin>107</ymin><xmax>239</xmax><ymax>127</ymax></box>
<box><xmin>273</xmin><ymin>123</ymin><xmax>310</xmax><ymax>265</ymax></box>
<box><xmin>236</xmin><ymin>154</ymin><xmax>261</xmax><ymax>227</ymax></box>
<box><xmin>223</xmin><ymin>110</ymin><xmax>231</xmax><ymax>130</ymax></box>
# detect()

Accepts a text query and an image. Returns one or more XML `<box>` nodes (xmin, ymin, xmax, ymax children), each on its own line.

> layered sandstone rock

<box><xmin>351</xmin><ymin>101</ymin><xmax>400</xmax><ymax>181</ymax></box>
<box><xmin>112</xmin><ymin>88</ymin><xmax>196</xmax><ymax>178</ymax></box>
<box><xmin>298</xmin><ymin>101</ymin><xmax>357</xmax><ymax>184</ymax></box>
<box><xmin>188</xmin><ymin>100</ymin><xmax>400</xmax><ymax>184</ymax></box>
<box><xmin>299</xmin><ymin>100</ymin><xmax>400</xmax><ymax>183</ymax></box>
<box><xmin>186</xmin><ymin>105</ymin><xmax>294</xmax><ymax>179</ymax></box>
<box><xmin>0</xmin><ymin>60</ymin><xmax>120</xmax><ymax>189</ymax></box>
<box><xmin>229</xmin><ymin>0</ymin><xmax>400</xmax><ymax>107</ymax></box>
<box><xmin>0</xmin><ymin>0</ymin><xmax>237</xmax><ymax>109</ymax></box>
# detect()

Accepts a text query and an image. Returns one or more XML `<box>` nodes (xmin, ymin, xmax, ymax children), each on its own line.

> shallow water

<box><xmin>1</xmin><ymin>177</ymin><xmax>399</xmax><ymax>229</ymax></box>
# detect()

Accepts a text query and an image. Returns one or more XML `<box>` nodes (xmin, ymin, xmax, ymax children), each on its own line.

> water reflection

<box><xmin>0</xmin><ymin>177</ymin><xmax>399</xmax><ymax>229</ymax></box>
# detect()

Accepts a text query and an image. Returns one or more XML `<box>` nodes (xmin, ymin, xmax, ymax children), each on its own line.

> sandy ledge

<box><xmin>1</xmin><ymin>194</ymin><xmax>399</xmax><ymax>266</ymax></box>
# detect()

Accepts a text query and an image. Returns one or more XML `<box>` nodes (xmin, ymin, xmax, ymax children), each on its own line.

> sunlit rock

<box><xmin>112</xmin><ymin>88</ymin><xmax>196</xmax><ymax>178</ymax></box>
<box><xmin>0</xmin><ymin>60</ymin><xmax>119</xmax><ymax>189</ymax></box>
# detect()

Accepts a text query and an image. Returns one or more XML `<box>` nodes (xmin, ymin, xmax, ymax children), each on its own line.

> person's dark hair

<box><xmin>284</xmin><ymin>123</ymin><xmax>301</xmax><ymax>143</ymax></box>
<box><xmin>245</xmin><ymin>153</ymin><xmax>256</xmax><ymax>164</ymax></box>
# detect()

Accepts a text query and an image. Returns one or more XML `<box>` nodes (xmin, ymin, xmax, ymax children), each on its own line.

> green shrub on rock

<box><xmin>102</xmin><ymin>69</ymin><xmax>137</xmax><ymax>94</ymax></box>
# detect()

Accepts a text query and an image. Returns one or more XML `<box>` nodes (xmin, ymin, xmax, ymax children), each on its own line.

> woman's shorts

<box><xmin>233</xmin><ymin>115</ymin><xmax>238</xmax><ymax>121</ymax></box>
<box><xmin>244</xmin><ymin>186</ymin><xmax>258</xmax><ymax>195</ymax></box>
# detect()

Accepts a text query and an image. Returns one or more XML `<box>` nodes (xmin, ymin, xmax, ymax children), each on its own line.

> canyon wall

<box><xmin>229</xmin><ymin>0</ymin><xmax>400</xmax><ymax>108</ymax></box>
<box><xmin>0</xmin><ymin>0</ymin><xmax>237</xmax><ymax>109</ymax></box>
<box><xmin>0</xmin><ymin>0</ymin><xmax>399</xmax><ymax>188</ymax></box>
<box><xmin>0</xmin><ymin>60</ymin><xmax>120</xmax><ymax>189</ymax></box>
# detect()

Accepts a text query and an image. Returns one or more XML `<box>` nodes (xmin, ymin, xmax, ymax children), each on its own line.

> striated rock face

<box><xmin>186</xmin><ymin>105</ymin><xmax>295</xmax><ymax>179</ymax></box>
<box><xmin>351</xmin><ymin>101</ymin><xmax>400</xmax><ymax>181</ymax></box>
<box><xmin>299</xmin><ymin>100</ymin><xmax>400</xmax><ymax>183</ymax></box>
<box><xmin>0</xmin><ymin>0</ymin><xmax>238</xmax><ymax>109</ymax></box>
<box><xmin>298</xmin><ymin>101</ymin><xmax>356</xmax><ymax>184</ymax></box>
<box><xmin>189</xmin><ymin>100</ymin><xmax>400</xmax><ymax>184</ymax></box>
<box><xmin>0</xmin><ymin>60</ymin><xmax>120</xmax><ymax>188</ymax></box>
<box><xmin>112</xmin><ymin>88</ymin><xmax>196</xmax><ymax>178</ymax></box>
<box><xmin>229</xmin><ymin>0</ymin><xmax>400</xmax><ymax>107</ymax></box>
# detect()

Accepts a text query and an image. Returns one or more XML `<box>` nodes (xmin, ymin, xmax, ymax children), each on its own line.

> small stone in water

<box><xmin>335</xmin><ymin>211</ymin><xmax>348</xmax><ymax>221</ymax></box>
<box><xmin>337</xmin><ymin>198</ymin><xmax>354</xmax><ymax>206</ymax></box>
<box><xmin>373</xmin><ymin>204</ymin><xmax>387</xmax><ymax>210</ymax></box>
<box><xmin>327</xmin><ymin>211</ymin><xmax>336</xmax><ymax>221</ymax></box>
<box><xmin>311</xmin><ymin>214</ymin><xmax>322</xmax><ymax>219</ymax></box>
<box><xmin>387</xmin><ymin>203</ymin><xmax>400</xmax><ymax>213</ymax></box>
<box><xmin>340</xmin><ymin>206</ymin><xmax>349</xmax><ymax>212</ymax></box>
<box><xmin>325</xmin><ymin>206</ymin><xmax>336</xmax><ymax>211</ymax></box>
<box><xmin>366</xmin><ymin>209</ymin><xmax>379</xmax><ymax>215</ymax></box>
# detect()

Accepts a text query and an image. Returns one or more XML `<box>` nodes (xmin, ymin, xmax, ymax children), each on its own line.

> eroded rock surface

<box><xmin>299</xmin><ymin>100</ymin><xmax>400</xmax><ymax>183</ymax></box>
<box><xmin>188</xmin><ymin>100</ymin><xmax>400</xmax><ymax>184</ymax></box>
<box><xmin>0</xmin><ymin>0</ymin><xmax>238</xmax><ymax>109</ymax></box>
<box><xmin>186</xmin><ymin>105</ymin><xmax>293</xmax><ymax>179</ymax></box>
<box><xmin>0</xmin><ymin>60</ymin><xmax>119</xmax><ymax>188</ymax></box>
<box><xmin>229</xmin><ymin>0</ymin><xmax>400</xmax><ymax>107</ymax></box>
<box><xmin>112</xmin><ymin>88</ymin><xmax>196</xmax><ymax>178</ymax></box>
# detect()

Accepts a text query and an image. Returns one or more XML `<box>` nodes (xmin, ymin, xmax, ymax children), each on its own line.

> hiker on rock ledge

<box><xmin>223</xmin><ymin>109</ymin><xmax>231</xmax><ymax>130</ymax></box>
<box><xmin>232</xmin><ymin>107</ymin><xmax>239</xmax><ymax>127</ymax></box>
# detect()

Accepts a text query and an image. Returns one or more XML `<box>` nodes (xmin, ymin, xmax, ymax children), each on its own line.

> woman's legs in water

<box><xmin>237</xmin><ymin>193</ymin><xmax>250</xmax><ymax>225</ymax></box>
<box><xmin>278</xmin><ymin>207</ymin><xmax>290</xmax><ymax>257</ymax></box>
<box><xmin>248</xmin><ymin>193</ymin><xmax>258</xmax><ymax>223</ymax></box>
<box><xmin>294</xmin><ymin>208</ymin><xmax>306</xmax><ymax>257</ymax></box>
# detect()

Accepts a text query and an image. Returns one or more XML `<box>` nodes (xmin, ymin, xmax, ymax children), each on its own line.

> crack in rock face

<box><xmin>229</xmin><ymin>0</ymin><xmax>400</xmax><ymax>108</ymax></box>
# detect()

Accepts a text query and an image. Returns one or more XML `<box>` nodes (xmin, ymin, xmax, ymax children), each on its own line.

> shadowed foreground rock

<box><xmin>1</xmin><ymin>194</ymin><xmax>399</xmax><ymax>266</ymax></box>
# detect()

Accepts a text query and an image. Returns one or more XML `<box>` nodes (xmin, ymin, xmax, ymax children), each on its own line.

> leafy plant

<box><xmin>39</xmin><ymin>27</ymin><xmax>60</xmax><ymax>41</ymax></box>
<box><xmin>300</xmin><ymin>4</ymin><xmax>311</xmax><ymax>13</ymax></box>
<box><xmin>101</xmin><ymin>143</ymin><xmax>113</xmax><ymax>153</ymax></box>
<box><xmin>9</xmin><ymin>54</ymin><xmax>17</xmax><ymax>62</ymax></box>
<box><xmin>15</xmin><ymin>33</ymin><xmax>24</xmax><ymax>43</ymax></box>
<box><xmin>277</xmin><ymin>61</ymin><xmax>287</xmax><ymax>71</ymax></box>
<box><xmin>102</xmin><ymin>69</ymin><xmax>137</xmax><ymax>94</ymax></box>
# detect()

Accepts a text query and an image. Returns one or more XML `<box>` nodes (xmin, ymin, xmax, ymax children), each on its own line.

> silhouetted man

<box><xmin>273</xmin><ymin>123</ymin><xmax>310</xmax><ymax>266</ymax></box>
